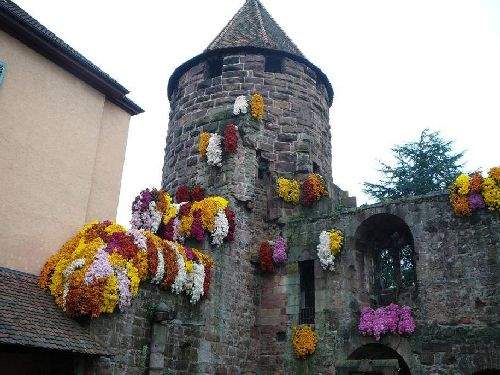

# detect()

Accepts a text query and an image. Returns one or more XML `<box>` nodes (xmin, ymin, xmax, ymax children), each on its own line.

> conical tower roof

<box><xmin>168</xmin><ymin>0</ymin><xmax>333</xmax><ymax>105</ymax></box>
<box><xmin>206</xmin><ymin>0</ymin><xmax>303</xmax><ymax>58</ymax></box>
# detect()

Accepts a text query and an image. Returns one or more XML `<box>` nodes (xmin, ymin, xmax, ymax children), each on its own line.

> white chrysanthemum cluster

<box><xmin>233</xmin><ymin>95</ymin><xmax>248</xmax><ymax>115</ymax></box>
<box><xmin>151</xmin><ymin>249</ymin><xmax>165</xmax><ymax>284</ymax></box>
<box><xmin>207</xmin><ymin>133</ymin><xmax>223</xmax><ymax>167</ymax></box>
<box><xmin>130</xmin><ymin>201</ymin><xmax>162</xmax><ymax>232</ymax></box>
<box><xmin>127</xmin><ymin>228</ymin><xmax>147</xmax><ymax>250</ymax></box>
<box><xmin>211</xmin><ymin>209</ymin><xmax>229</xmax><ymax>246</ymax></box>
<box><xmin>171</xmin><ymin>248</ymin><xmax>187</xmax><ymax>294</ymax></box>
<box><xmin>186</xmin><ymin>262</ymin><xmax>205</xmax><ymax>304</ymax></box>
<box><xmin>317</xmin><ymin>231</ymin><xmax>336</xmax><ymax>271</ymax></box>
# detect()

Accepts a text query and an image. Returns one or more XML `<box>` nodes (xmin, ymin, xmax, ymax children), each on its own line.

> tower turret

<box><xmin>163</xmin><ymin>0</ymin><xmax>334</xmax><ymax>194</ymax></box>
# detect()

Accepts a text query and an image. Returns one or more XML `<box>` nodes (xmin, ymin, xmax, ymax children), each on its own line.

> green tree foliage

<box><xmin>363</xmin><ymin>129</ymin><xmax>464</xmax><ymax>201</ymax></box>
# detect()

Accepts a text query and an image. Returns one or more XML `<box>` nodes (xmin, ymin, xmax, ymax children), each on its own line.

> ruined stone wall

<box><xmin>276</xmin><ymin>193</ymin><xmax>499</xmax><ymax>375</ymax></box>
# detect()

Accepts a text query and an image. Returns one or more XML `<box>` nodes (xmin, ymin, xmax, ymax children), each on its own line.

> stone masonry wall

<box><xmin>162</xmin><ymin>53</ymin><xmax>333</xmax><ymax>193</ymax></box>
<box><xmin>275</xmin><ymin>193</ymin><xmax>499</xmax><ymax>375</ymax></box>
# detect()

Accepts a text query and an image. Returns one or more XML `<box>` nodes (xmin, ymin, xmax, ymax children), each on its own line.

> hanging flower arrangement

<box><xmin>233</xmin><ymin>95</ymin><xmax>248</xmax><ymax>115</ymax></box>
<box><xmin>39</xmin><ymin>221</ymin><xmax>215</xmax><ymax>318</ymax></box>
<box><xmin>198</xmin><ymin>132</ymin><xmax>211</xmax><ymax>157</ymax></box>
<box><xmin>131</xmin><ymin>188</ymin><xmax>236</xmax><ymax>246</ymax></box>
<box><xmin>449</xmin><ymin>167</ymin><xmax>500</xmax><ymax>216</ymax></box>
<box><xmin>198</xmin><ymin>125</ymin><xmax>239</xmax><ymax>167</ymax></box>
<box><xmin>358</xmin><ymin>304</ymin><xmax>416</xmax><ymax>341</ymax></box>
<box><xmin>223</xmin><ymin>123</ymin><xmax>239</xmax><ymax>153</ymax></box>
<box><xmin>276</xmin><ymin>174</ymin><xmax>329</xmax><ymax>206</ymax></box>
<box><xmin>258</xmin><ymin>241</ymin><xmax>274</xmax><ymax>273</ymax></box>
<box><xmin>250</xmin><ymin>93</ymin><xmax>264</xmax><ymax>120</ymax></box>
<box><xmin>302</xmin><ymin>173</ymin><xmax>328</xmax><ymax>206</ymax></box>
<box><xmin>292</xmin><ymin>325</ymin><xmax>317</xmax><ymax>360</ymax></box>
<box><xmin>258</xmin><ymin>236</ymin><xmax>288</xmax><ymax>273</ymax></box>
<box><xmin>276</xmin><ymin>177</ymin><xmax>301</xmax><ymax>204</ymax></box>
<box><xmin>316</xmin><ymin>229</ymin><xmax>343</xmax><ymax>271</ymax></box>
<box><xmin>39</xmin><ymin>221</ymin><xmax>149</xmax><ymax>318</ymax></box>
<box><xmin>272</xmin><ymin>236</ymin><xmax>288</xmax><ymax>265</ymax></box>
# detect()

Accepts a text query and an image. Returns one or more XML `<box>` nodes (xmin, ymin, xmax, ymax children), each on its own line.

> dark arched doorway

<box><xmin>347</xmin><ymin>343</ymin><xmax>411</xmax><ymax>375</ymax></box>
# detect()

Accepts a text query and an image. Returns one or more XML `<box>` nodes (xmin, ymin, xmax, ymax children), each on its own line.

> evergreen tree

<box><xmin>363</xmin><ymin>129</ymin><xmax>464</xmax><ymax>201</ymax></box>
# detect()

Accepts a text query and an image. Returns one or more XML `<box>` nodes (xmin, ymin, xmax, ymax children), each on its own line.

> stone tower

<box><xmin>162</xmin><ymin>0</ymin><xmax>335</xmax><ymax>194</ymax></box>
<box><xmin>160</xmin><ymin>0</ymin><xmax>340</xmax><ymax>372</ymax></box>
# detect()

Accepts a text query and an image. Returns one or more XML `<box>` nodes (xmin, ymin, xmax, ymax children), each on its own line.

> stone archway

<box><xmin>337</xmin><ymin>343</ymin><xmax>411</xmax><ymax>375</ymax></box>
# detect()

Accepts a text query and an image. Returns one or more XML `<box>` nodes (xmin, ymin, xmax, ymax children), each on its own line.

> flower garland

<box><xmin>258</xmin><ymin>241</ymin><xmax>274</xmax><ymax>273</ymax></box>
<box><xmin>40</xmin><ymin>221</ymin><xmax>216</xmax><ymax>317</ymax></box>
<box><xmin>207</xmin><ymin>133</ymin><xmax>223</xmax><ymax>167</ymax></box>
<box><xmin>317</xmin><ymin>229</ymin><xmax>343</xmax><ymax>271</ymax></box>
<box><xmin>259</xmin><ymin>236</ymin><xmax>288</xmax><ymax>272</ymax></box>
<box><xmin>292</xmin><ymin>325</ymin><xmax>317</xmax><ymax>360</ymax></box>
<box><xmin>198</xmin><ymin>132</ymin><xmax>211</xmax><ymax>157</ymax></box>
<box><xmin>302</xmin><ymin>173</ymin><xmax>328</xmax><ymax>206</ymax></box>
<box><xmin>276</xmin><ymin>174</ymin><xmax>329</xmax><ymax>206</ymax></box>
<box><xmin>39</xmin><ymin>221</ymin><xmax>149</xmax><ymax>318</ymax></box>
<box><xmin>131</xmin><ymin>188</ymin><xmax>236</xmax><ymax>246</ymax></box>
<box><xmin>272</xmin><ymin>236</ymin><xmax>287</xmax><ymax>264</ymax></box>
<box><xmin>449</xmin><ymin>167</ymin><xmax>500</xmax><ymax>216</ymax></box>
<box><xmin>358</xmin><ymin>304</ymin><xmax>416</xmax><ymax>341</ymax></box>
<box><xmin>233</xmin><ymin>95</ymin><xmax>248</xmax><ymax>115</ymax></box>
<box><xmin>276</xmin><ymin>177</ymin><xmax>301</xmax><ymax>204</ymax></box>
<box><xmin>223</xmin><ymin>123</ymin><xmax>238</xmax><ymax>154</ymax></box>
<box><xmin>250</xmin><ymin>93</ymin><xmax>264</xmax><ymax>120</ymax></box>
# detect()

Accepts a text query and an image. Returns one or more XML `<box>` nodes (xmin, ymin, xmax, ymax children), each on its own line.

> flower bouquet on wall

<box><xmin>131</xmin><ymin>187</ymin><xmax>235</xmax><ymax>247</ymax></box>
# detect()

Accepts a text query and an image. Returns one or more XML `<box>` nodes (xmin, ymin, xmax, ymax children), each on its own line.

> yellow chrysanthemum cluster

<box><xmin>328</xmin><ymin>229</ymin><xmax>343</xmax><ymax>256</ymax></box>
<box><xmin>276</xmin><ymin>177</ymin><xmax>301</xmax><ymax>204</ymax></box>
<box><xmin>180</xmin><ymin>196</ymin><xmax>229</xmax><ymax>235</ymax></box>
<box><xmin>157</xmin><ymin>191</ymin><xmax>178</xmax><ymax>224</ymax></box>
<box><xmin>449</xmin><ymin>167</ymin><xmax>500</xmax><ymax>216</ymax></box>
<box><xmin>250</xmin><ymin>93</ymin><xmax>264</xmax><ymax>120</ymax></box>
<box><xmin>198</xmin><ymin>132</ymin><xmax>211</xmax><ymax>157</ymax></box>
<box><xmin>292</xmin><ymin>325</ymin><xmax>318</xmax><ymax>360</ymax></box>
<box><xmin>482</xmin><ymin>167</ymin><xmax>500</xmax><ymax>211</ymax></box>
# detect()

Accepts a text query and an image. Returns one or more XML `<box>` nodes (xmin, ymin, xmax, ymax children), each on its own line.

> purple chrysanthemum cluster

<box><xmin>358</xmin><ymin>303</ymin><xmax>416</xmax><ymax>341</ymax></box>
<box><xmin>130</xmin><ymin>189</ymin><xmax>162</xmax><ymax>232</ymax></box>
<box><xmin>468</xmin><ymin>193</ymin><xmax>486</xmax><ymax>211</ymax></box>
<box><xmin>84</xmin><ymin>248</ymin><xmax>113</xmax><ymax>284</ymax></box>
<box><xmin>272</xmin><ymin>236</ymin><xmax>288</xmax><ymax>264</ymax></box>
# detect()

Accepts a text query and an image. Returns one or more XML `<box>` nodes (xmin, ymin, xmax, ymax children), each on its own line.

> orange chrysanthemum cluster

<box><xmin>302</xmin><ymin>173</ymin><xmax>328</xmax><ymax>206</ymax></box>
<box><xmin>258</xmin><ymin>241</ymin><xmax>274</xmax><ymax>273</ymax></box>
<box><xmin>250</xmin><ymin>93</ymin><xmax>264</xmax><ymax>120</ymax></box>
<box><xmin>292</xmin><ymin>325</ymin><xmax>318</xmax><ymax>359</ymax></box>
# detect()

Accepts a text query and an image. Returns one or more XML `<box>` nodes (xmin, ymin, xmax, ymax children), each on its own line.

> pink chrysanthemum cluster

<box><xmin>358</xmin><ymin>304</ymin><xmax>416</xmax><ymax>341</ymax></box>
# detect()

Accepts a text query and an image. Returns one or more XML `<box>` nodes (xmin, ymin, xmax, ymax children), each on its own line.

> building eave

<box><xmin>0</xmin><ymin>1</ymin><xmax>144</xmax><ymax>115</ymax></box>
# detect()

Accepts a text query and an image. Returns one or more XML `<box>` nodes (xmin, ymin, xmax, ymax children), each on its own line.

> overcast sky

<box><xmin>15</xmin><ymin>0</ymin><xmax>500</xmax><ymax>225</ymax></box>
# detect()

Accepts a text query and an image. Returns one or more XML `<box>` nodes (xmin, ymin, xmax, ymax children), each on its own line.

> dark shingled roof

<box><xmin>0</xmin><ymin>267</ymin><xmax>108</xmax><ymax>355</ymax></box>
<box><xmin>0</xmin><ymin>0</ymin><xmax>143</xmax><ymax>115</ymax></box>
<box><xmin>167</xmin><ymin>0</ymin><xmax>334</xmax><ymax>106</ymax></box>
<box><xmin>206</xmin><ymin>0</ymin><xmax>303</xmax><ymax>58</ymax></box>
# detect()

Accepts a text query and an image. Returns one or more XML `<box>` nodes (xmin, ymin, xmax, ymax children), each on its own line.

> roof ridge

<box><xmin>252</xmin><ymin>0</ymin><xmax>271</xmax><ymax>47</ymax></box>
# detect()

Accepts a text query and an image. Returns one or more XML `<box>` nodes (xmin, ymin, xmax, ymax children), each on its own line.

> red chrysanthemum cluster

<box><xmin>224</xmin><ymin>123</ymin><xmax>239</xmax><ymax>153</ymax></box>
<box><xmin>175</xmin><ymin>185</ymin><xmax>206</xmax><ymax>203</ymax></box>
<box><xmin>225</xmin><ymin>208</ymin><xmax>236</xmax><ymax>241</ymax></box>
<box><xmin>191</xmin><ymin>210</ymin><xmax>204</xmax><ymax>241</ymax></box>
<box><xmin>259</xmin><ymin>242</ymin><xmax>274</xmax><ymax>273</ymax></box>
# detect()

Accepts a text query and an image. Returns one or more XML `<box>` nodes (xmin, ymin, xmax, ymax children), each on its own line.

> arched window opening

<box><xmin>355</xmin><ymin>214</ymin><xmax>417</xmax><ymax>306</ymax></box>
<box><xmin>347</xmin><ymin>343</ymin><xmax>411</xmax><ymax>375</ymax></box>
